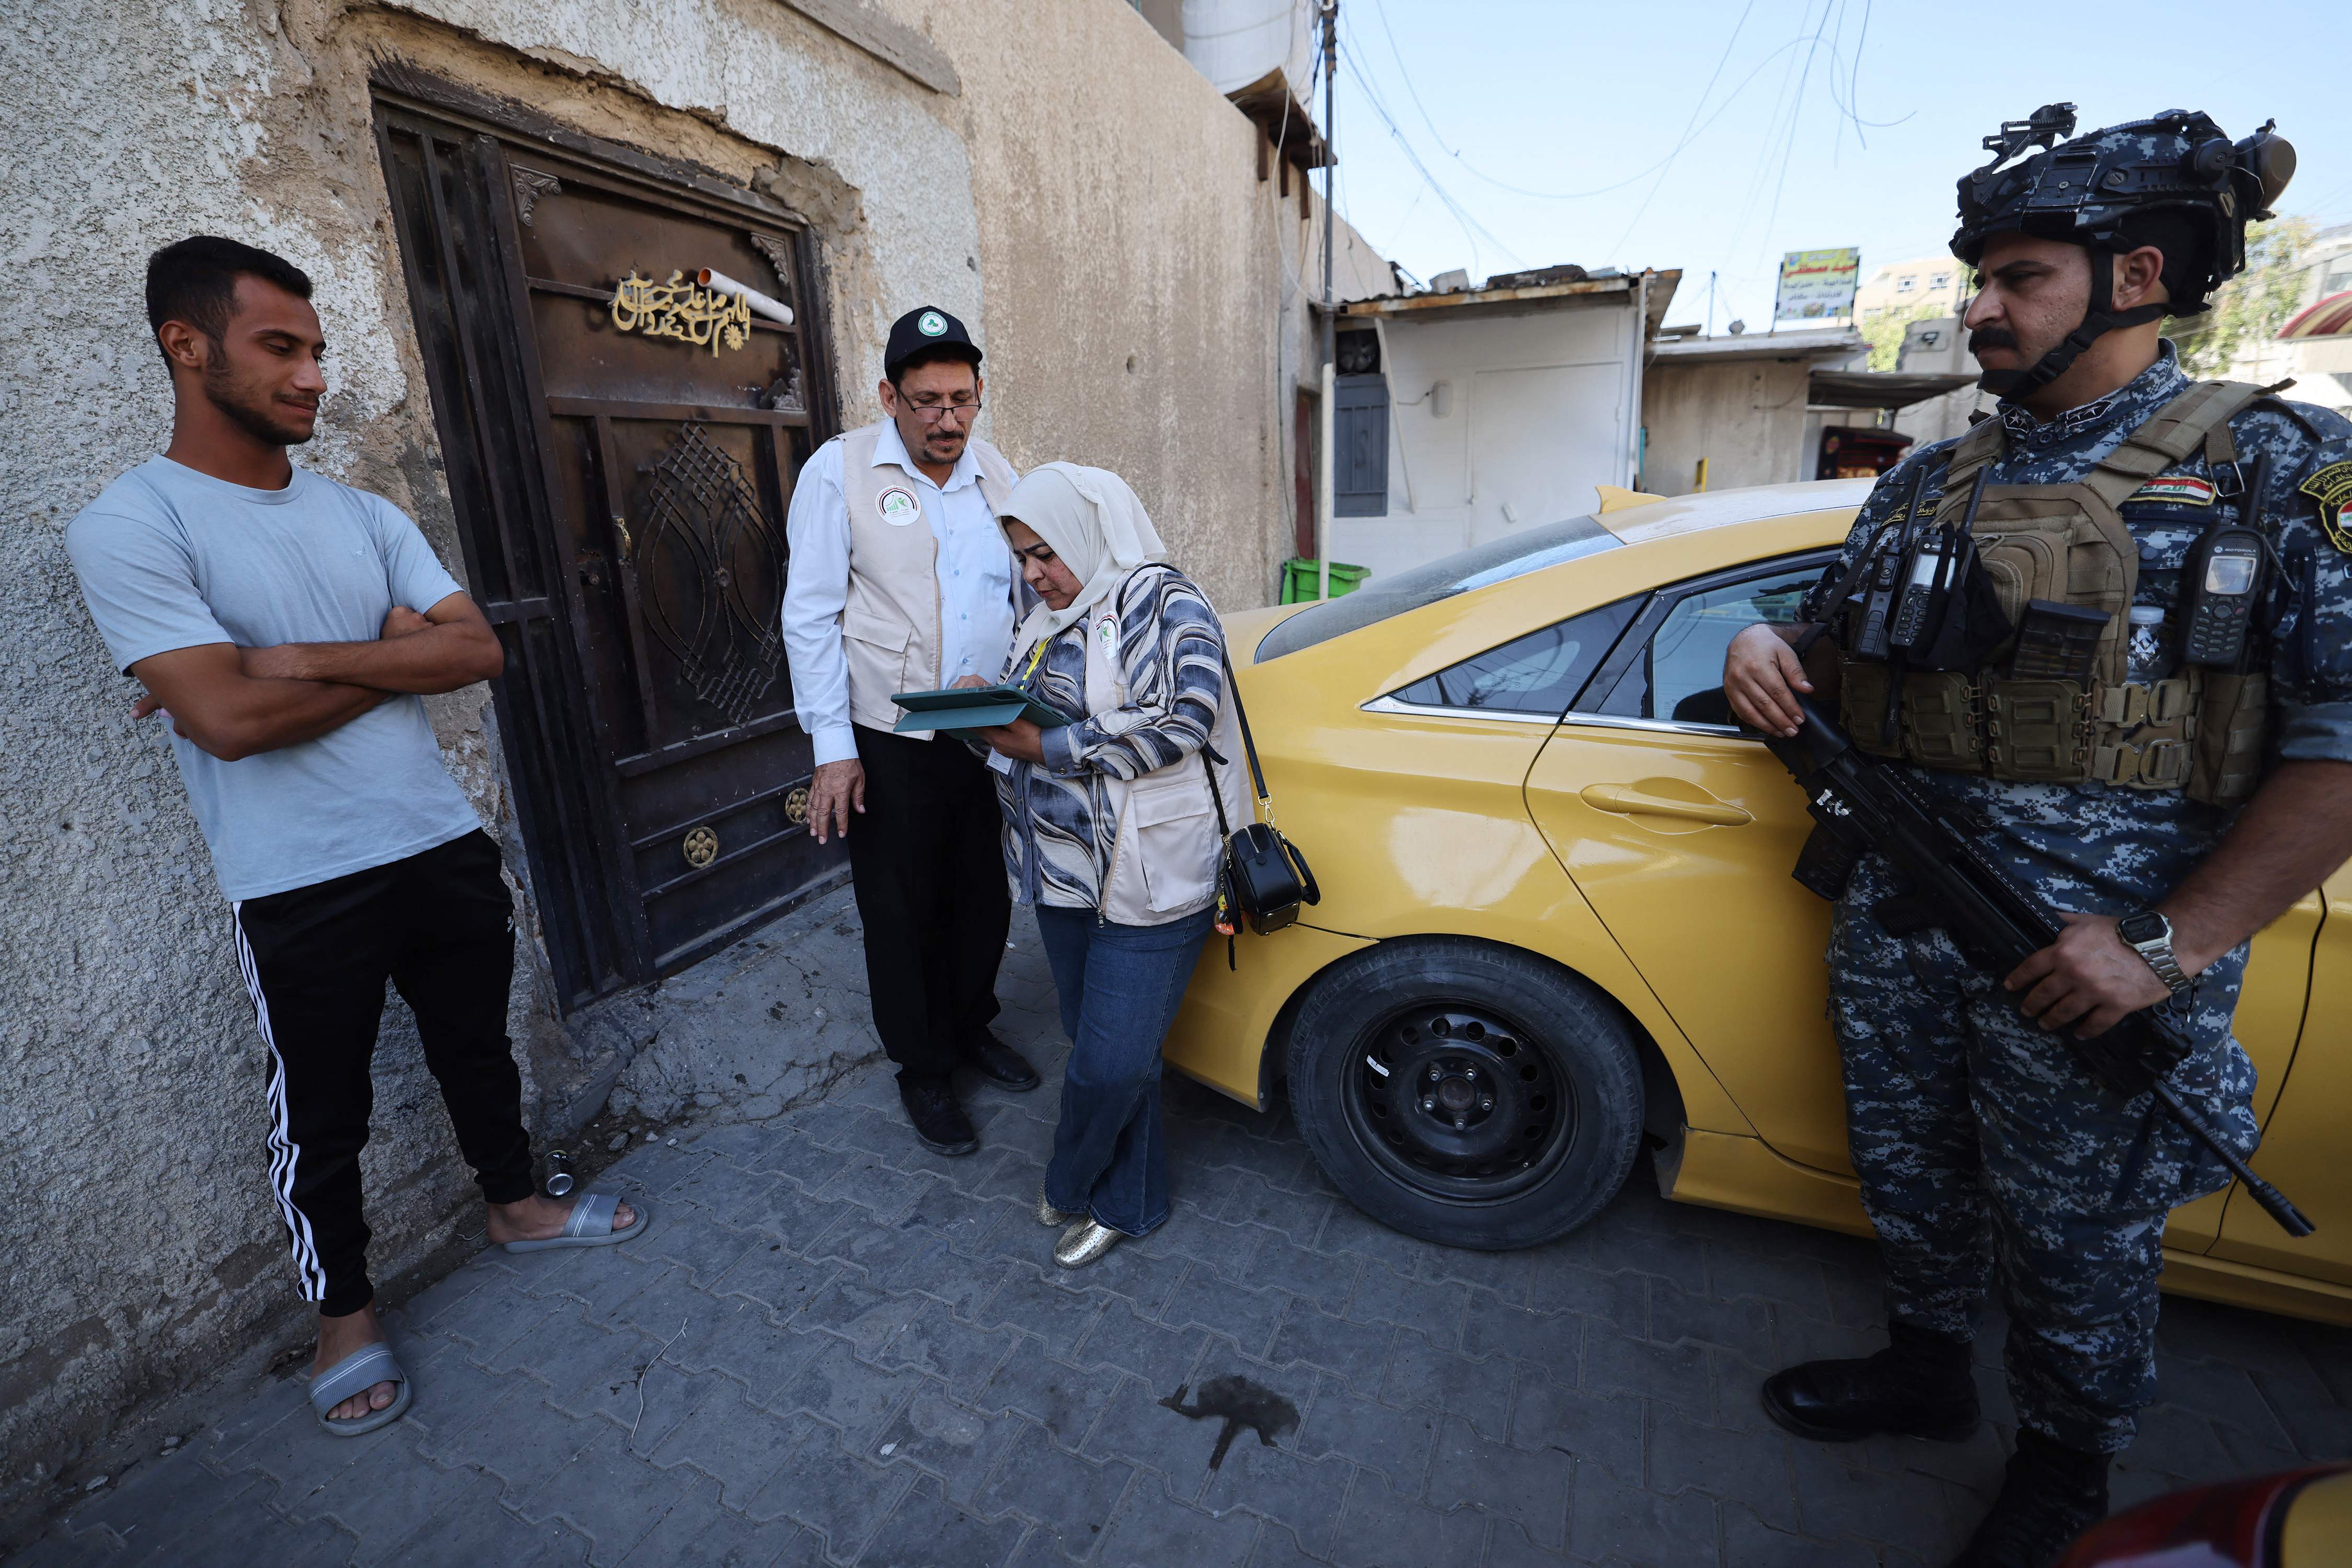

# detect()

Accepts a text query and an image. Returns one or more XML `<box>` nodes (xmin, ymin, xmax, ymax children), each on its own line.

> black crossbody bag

<box><xmin>1202</xmin><ymin>651</ymin><xmax>1320</xmax><ymax>959</ymax></box>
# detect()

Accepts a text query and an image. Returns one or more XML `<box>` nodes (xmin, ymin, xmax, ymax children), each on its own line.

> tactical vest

<box><xmin>1837</xmin><ymin>379</ymin><xmax>2272</xmax><ymax>805</ymax></box>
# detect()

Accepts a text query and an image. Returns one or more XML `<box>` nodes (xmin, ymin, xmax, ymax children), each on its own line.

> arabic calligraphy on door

<box><xmin>610</xmin><ymin>270</ymin><xmax>752</xmax><ymax>355</ymax></box>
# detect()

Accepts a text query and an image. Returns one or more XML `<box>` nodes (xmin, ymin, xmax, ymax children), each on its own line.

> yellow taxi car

<box><xmin>1163</xmin><ymin>479</ymin><xmax>2352</xmax><ymax>1327</ymax></box>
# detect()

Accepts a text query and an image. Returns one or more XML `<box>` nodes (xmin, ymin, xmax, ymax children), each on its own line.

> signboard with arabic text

<box><xmin>1773</xmin><ymin>248</ymin><xmax>1861</xmax><ymax>324</ymax></box>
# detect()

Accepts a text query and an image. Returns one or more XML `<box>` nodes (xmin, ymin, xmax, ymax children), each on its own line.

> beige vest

<box><xmin>1080</xmin><ymin>569</ymin><xmax>1253</xmax><ymax>926</ymax></box>
<box><xmin>837</xmin><ymin>420</ymin><xmax>1017</xmax><ymax>734</ymax></box>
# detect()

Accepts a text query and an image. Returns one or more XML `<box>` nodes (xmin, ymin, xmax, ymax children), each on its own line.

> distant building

<box><xmin>1854</xmin><ymin>254</ymin><xmax>1969</xmax><ymax>321</ymax></box>
<box><xmin>2216</xmin><ymin>221</ymin><xmax>2352</xmax><ymax>417</ymax></box>
<box><xmin>1639</xmin><ymin>326</ymin><xmax>1973</xmax><ymax>498</ymax></box>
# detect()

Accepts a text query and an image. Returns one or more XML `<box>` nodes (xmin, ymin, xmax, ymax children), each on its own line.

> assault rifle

<box><xmin>1759</xmin><ymin>696</ymin><xmax>2314</xmax><ymax>1238</ymax></box>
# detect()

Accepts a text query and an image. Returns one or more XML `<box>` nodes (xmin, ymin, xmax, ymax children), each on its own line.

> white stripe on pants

<box><xmin>232</xmin><ymin>901</ymin><xmax>328</xmax><ymax>1302</ymax></box>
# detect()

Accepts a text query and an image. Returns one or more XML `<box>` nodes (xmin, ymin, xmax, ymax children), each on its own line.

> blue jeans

<box><xmin>1034</xmin><ymin>905</ymin><xmax>1214</xmax><ymax>1237</ymax></box>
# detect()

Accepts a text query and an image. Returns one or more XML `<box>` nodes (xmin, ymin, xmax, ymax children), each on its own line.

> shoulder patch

<box><xmin>2301</xmin><ymin>461</ymin><xmax>2352</xmax><ymax>555</ymax></box>
<box><xmin>2128</xmin><ymin>475</ymin><xmax>2215</xmax><ymax>507</ymax></box>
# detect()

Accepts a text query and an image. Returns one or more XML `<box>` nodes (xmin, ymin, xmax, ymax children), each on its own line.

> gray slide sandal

<box><xmin>502</xmin><ymin>1190</ymin><xmax>648</xmax><ymax>1253</ymax></box>
<box><xmin>308</xmin><ymin>1342</ymin><xmax>412</xmax><ymax>1437</ymax></box>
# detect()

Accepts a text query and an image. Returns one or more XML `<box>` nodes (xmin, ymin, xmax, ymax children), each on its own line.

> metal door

<box><xmin>374</xmin><ymin>85</ymin><xmax>843</xmax><ymax>1007</ymax></box>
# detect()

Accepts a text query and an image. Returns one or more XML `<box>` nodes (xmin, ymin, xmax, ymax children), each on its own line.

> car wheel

<box><xmin>1286</xmin><ymin>938</ymin><xmax>1644</xmax><ymax>1251</ymax></box>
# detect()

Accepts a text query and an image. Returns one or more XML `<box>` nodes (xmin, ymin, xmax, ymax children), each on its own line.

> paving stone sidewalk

<box><xmin>19</xmin><ymin>916</ymin><xmax>2352</xmax><ymax>1567</ymax></box>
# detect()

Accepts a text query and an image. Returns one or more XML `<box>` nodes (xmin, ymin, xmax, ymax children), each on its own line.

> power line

<box><xmin>1339</xmin><ymin>32</ymin><xmax>1524</xmax><ymax>274</ymax></box>
<box><xmin>1359</xmin><ymin>0</ymin><xmax>1759</xmax><ymax>205</ymax></box>
<box><xmin>1608</xmin><ymin>0</ymin><xmax>1758</xmax><ymax>256</ymax></box>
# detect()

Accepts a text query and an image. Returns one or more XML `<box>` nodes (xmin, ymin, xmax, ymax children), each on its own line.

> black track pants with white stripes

<box><xmin>231</xmin><ymin>829</ymin><xmax>534</xmax><ymax>1316</ymax></box>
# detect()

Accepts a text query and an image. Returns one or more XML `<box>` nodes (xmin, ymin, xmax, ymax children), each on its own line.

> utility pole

<box><xmin>1317</xmin><ymin>0</ymin><xmax>1338</xmax><ymax>603</ymax></box>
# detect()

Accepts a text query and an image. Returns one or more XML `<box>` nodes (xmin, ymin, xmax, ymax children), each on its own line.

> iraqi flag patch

<box><xmin>2127</xmin><ymin>474</ymin><xmax>2216</xmax><ymax>507</ymax></box>
<box><xmin>2303</xmin><ymin>460</ymin><xmax>2352</xmax><ymax>555</ymax></box>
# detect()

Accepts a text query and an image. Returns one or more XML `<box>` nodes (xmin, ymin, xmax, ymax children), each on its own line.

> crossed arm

<box><xmin>131</xmin><ymin>591</ymin><xmax>503</xmax><ymax>762</ymax></box>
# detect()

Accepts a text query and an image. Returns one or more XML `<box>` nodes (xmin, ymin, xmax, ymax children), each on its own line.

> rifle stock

<box><xmin>1759</xmin><ymin>697</ymin><xmax>2314</xmax><ymax>1238</ymax></box>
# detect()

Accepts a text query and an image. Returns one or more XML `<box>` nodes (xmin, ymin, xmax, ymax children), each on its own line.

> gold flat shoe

<box><xmin>1054</xmin><ymin>1217</ymin><xmax>1124</xmax><ymax>1269</ymax></box>
<box><xmin>1037</xmin><ymin>1180</ymin><xmax>1080</xmax><ymax>1229</ymax></box>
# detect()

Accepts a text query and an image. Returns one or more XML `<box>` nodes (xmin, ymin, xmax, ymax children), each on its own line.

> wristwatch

<box><xmin>2116</xmin><ymin>909</ymin><xmax>2192</xmax><ymax>996</ymax></box>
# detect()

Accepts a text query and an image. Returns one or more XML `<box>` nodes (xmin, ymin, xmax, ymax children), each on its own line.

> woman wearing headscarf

<box><xmin>965</xmin><ymin>463</ymin><xmax>1247</xmax><ymax>1269</ymax></box>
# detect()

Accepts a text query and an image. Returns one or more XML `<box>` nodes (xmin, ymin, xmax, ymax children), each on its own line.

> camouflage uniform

<box><xmin>1808</xmin><ymin>341</ymin><xmax>2352</xmax><ymax>1452</ymax></box>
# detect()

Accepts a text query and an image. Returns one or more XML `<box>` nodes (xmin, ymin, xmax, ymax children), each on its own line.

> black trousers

<box><xmin>230</xmin><ymin>829</ymin><xmax>533</xmax><ymax>1316</ymax></box>
<box><xmin>845</xmin><ymin>724</ymin><xmax>1010</xmax><ymax>1081</ymax></box>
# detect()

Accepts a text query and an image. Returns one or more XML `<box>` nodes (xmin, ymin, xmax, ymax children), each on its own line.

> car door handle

<box><xmin>1578</xmin><ymin>783</ymin><xmax>1754</xmax><ymax>826</ymax></box>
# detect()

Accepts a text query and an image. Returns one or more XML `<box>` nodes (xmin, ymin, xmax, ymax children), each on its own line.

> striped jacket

<box><xmin>991</xmin><ymin>565</ymin><xmax>1227</xmax><ymax>912</ymax></box>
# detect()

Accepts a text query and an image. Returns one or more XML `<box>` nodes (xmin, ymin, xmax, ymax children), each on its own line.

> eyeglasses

<box><xmin>903</xmin><ymin>396</ymin><xmax>983</xmax><ymax>425</ymax></box>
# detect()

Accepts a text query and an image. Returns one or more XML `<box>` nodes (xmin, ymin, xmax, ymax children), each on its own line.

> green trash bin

<box><xmin>1281</xmin><ymin>558</ymin><xmax>1369</xmax><ymax>603</ymax></box>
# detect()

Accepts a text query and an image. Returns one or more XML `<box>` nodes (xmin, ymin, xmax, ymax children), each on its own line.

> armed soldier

<box><xmin>1723</xmin><ymin>106</ymin><xmax>2352</xmax><ymax>1566</ymax></box>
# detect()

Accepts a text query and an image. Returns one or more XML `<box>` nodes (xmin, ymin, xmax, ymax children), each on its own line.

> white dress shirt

<box><xmin>781</xmin><ymin>420</ymin><xmax>1017</xmax><ymax>766</ymax></box>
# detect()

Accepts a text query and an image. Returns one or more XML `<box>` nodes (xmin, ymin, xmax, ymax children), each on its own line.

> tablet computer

<box><xmin>890</xmin><ymin>684</ymin><xmax>1072</xmax><ymax>736</ymax></box>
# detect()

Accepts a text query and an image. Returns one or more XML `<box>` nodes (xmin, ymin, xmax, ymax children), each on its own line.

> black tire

<box><xmin>1286</xmin><ymin>938</ymin><xmax>1644</xmax><ymax>1251</ymax></box>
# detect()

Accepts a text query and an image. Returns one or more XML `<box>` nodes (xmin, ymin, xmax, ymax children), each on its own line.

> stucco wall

<box><xmin>874</xmin><ymin>0</ymin><xmax>1278</xmax><ymax>613</ymax></box>
<box><xmin>0</xmin><ymin>0</ymin><xmax>974</xmax><ymax>1504</ymax></box>
<box><xmin>880</xmin><ymin>0</ymin><xmax>1392</xmax><ymax>614</ymax></box>
<box><xmin>1641</xmin><ymin>356</ymin><xmax>1819</xmax><ymax>498</ymax></box>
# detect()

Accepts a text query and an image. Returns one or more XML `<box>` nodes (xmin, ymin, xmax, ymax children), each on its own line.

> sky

<box><xmin>1320</xmin><ymin>0</ymin><xmax>2352</xmax><ymax>330</ymax></box>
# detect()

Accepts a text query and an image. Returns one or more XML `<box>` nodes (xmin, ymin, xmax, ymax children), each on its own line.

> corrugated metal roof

<box><xmin>1807</xmin><ymin>369</ymin><xmax>1979</xmax><ymax>409</ymax></box>
<box><xmin>1647</xmin><ymin>328</ymin><xmax>1863</xmax><ymax>365</ymax></box>
<box><xmin>1333</xmin><ymin>269</ymin><xmax>1681</xmax><ymax>335</ymax></box>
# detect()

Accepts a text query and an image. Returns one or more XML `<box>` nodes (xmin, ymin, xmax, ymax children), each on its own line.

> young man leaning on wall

<box><xmin>63</xmin><ymin>237</ymin><xmax>644</xmax><ymax>1438</ymax></box>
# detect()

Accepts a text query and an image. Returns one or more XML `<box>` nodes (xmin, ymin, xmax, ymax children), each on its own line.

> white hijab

<box><xmin>1001</xmin><ymin>463</ymin><xmax>1169</xmax><ymax>665</ymax></box>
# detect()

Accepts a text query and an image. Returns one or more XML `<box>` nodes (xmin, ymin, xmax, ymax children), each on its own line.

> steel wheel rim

<box><xmin>1336</xmin><ymin>998</ymin><xmax>1579</xmax><ymax>1205</ymax></box>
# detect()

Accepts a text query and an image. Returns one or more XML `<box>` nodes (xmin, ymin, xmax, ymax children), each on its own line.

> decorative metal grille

<box><xmin>635</xmin><ymin>423</ymin><xmax>786</xmax><ymax>726</ymax></box>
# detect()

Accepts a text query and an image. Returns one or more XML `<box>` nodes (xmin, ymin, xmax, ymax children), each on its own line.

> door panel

<box><xmin>1530</xmin><ymin>556</ymin><xmax>1849</xmax><ymax>1169</ymax></box>
<box><xmin>376</xmin><ymin>89</ymin><xmax>840</xmax><ymax>1004</ymax></box>
<box><xmin>1527</xmin><ymin>723</ymin><xmax>1846</xmax><ymax>1169</ymax></box>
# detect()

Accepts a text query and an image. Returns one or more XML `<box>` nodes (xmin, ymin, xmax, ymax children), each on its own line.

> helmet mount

<box><xmin>1951</xmin><ymin>105</ymin><xmax>2295</xmax><ymax>399</ymax></box>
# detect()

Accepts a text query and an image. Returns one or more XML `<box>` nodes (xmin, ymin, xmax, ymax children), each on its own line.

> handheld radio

<box><xmin>1852</xmin><ymin>464</ymin><xmax>1934</xmax><ymax>660</ymax></box>
<box><xmin>2180</xmin><ymin>454</ymin><xmax>2271</xmax><ymax>669</ymax></box>
<box><xmin>1888</xmin><ymin>470</ymin><xmax>1990</xmax><ymax>658</ymax></box>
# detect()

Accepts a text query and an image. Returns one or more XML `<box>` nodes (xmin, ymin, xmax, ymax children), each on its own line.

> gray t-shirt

<box><xmin>65</xmin><ymin>456</ymin><xmax>484</xmax><ymax>902</ymax></box>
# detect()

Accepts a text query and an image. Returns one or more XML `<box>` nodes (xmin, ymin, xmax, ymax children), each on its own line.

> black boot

<box><xmin>898</xmin><ymin>1075</ymin><xmax>978</xmax><ymax>1155</ymax></box>
<box><xmin>1945</xmin><ymin>1428</ymin><xmax>2108</xmax><ymax>1568</ymax></box>
<box><xmin>1760</xmin><ymin>1321</ymin><xmax>1980</xmax><ymax>1443</ymax></box>
<box><xmin>961</xmin><ymin>1031</ymin><xmax>1040</xmax><ymax>1091</ymax></box>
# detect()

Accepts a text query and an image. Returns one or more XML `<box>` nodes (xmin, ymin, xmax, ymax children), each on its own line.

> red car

<box><xmin>2060</xmin><ymin>1465</ymin><xmax>2351</xmax><ymax>1566</ymax></box>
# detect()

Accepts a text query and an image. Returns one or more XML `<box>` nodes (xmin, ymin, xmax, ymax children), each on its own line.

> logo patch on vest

<box><xmin>2126</xmin><ymin>475</ymin><xmax>2216</xmax><ymax>507</ymax></box>
<box><xmin>877</xmin><ymin>486</ymin><xmax>920</xmax><ymax>525</ymax></box>
<box><xmin>2302</xmin><ymin>461</ymin><xmax>2352</xmax><ymax>555</ymax></box>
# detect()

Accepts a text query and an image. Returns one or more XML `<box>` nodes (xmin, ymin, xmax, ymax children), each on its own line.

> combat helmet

<box><xmin>1950</xmin><ymin>105</ymin><xmax>2296</xmax><ymax>395</ymax></box>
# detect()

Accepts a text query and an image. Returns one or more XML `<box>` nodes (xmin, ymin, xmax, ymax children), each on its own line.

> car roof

<box><xmin>1596</xmin><ymin>477</ymin><xmax>1875</xmax><ymax>546</ymax></box>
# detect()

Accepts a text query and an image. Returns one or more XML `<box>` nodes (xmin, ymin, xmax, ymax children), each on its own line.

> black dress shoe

<box><xmin>897</xmin><ymin>1076</ymin><xmax>978</xmax><ymax>1155</ymax></box>
<box><xmin>1944</xmin><ymin>1428</ymin><xmax>2108</xmax><ymax>1568</ymax></box>
<box><xmin>961</xmin><ymin>1031</ymin><xmax>1040</xmax><ymax>1092</ymax></box>
<box><xmin>1760</xmin><ymin>1321</ymin><xmax>1980</xmax><ymax>1443</ymax></box>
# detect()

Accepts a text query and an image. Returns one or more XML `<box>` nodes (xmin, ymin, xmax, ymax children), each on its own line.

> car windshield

<box><xmin>1254</xmin><ymin>514</ymin><xmax>1622</xmax><ymax>662</ymax></box>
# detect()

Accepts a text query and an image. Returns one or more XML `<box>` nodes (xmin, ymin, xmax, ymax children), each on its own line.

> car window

<box><xmin>1254</xmin><ymin>514</ymin><xmax>1621</xmax><ymax>661</ymax></box>
<box><xmin>1596</xmin><ymin>562</ymin><xmax>1824</xmax><ymax>724</ymax></box>
<box><xmin>1389</xmin><ymin>596</ymin><xmax>1640</xmax><ymax>716</ymax></box>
